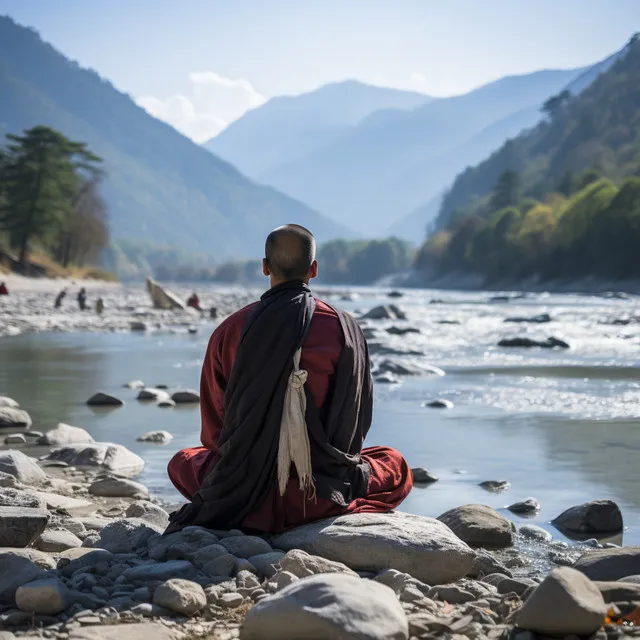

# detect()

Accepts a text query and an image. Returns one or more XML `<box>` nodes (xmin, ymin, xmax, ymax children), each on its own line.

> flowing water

<box><xmin>1</xmin><ymin>286</ymin><xmax>639</xmax><ymax>544</ymax></box>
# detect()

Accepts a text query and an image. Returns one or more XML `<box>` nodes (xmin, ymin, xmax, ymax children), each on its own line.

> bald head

<box><xmin>264</xmin><ymin>224</ymin><xmax>317</xmax><ymax>283</ymax></box>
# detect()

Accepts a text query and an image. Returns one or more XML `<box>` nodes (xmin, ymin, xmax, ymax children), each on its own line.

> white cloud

<box><xmin>136</xmin><ymin>72</ymin><xmax>266</xmax><ymax>143</ymax></box>
<box><xmin>408</xmin><ymin>72</ymin><xmax>432</xmax><ymax>94</ymax></box>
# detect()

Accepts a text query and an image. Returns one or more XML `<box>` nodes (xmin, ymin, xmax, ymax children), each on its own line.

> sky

<box><xmin>1</xmin><ymin>0</ymin><xmax>638</xmax><ymax>142</ymax></box>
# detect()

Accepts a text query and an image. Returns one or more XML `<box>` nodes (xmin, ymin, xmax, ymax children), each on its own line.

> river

<box><xmin>1</xmin><ymin>285</ymin><xmax>639</xmax><ymax>544</ymax></box>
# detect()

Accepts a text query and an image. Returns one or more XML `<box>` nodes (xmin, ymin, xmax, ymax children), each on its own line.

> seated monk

<box><xmin>166</xmin><ymin>224</ymin><xmax>412</xmax><ymax>534</ymax></box>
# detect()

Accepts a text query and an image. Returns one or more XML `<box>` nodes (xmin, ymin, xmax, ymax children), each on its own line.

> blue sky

<box><xmin>1</xmin><ymin>0</ymin><xmax>638</xmax><ymax>141</ymax></box>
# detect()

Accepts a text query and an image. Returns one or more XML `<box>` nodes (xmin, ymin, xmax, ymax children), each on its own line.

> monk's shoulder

<box><xmin>313</xmin><ymin>298</ymin><xmax>339</xmax><ymax>318</ymax></box>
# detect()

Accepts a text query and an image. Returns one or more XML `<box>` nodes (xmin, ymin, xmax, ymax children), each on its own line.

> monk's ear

<box><xmin>262</xmin><ymin>258</ymin><xmax>270</xmax><ymax>277</ymax></box>
<box><xmin>308</xmin><ymin>260</ymin><xmax>318</xmax><ymax>280</ymax></box>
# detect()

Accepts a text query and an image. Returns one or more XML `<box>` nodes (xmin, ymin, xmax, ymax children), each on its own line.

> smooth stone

<box><xmin>158</xmin><ymin>399</ymin><xmax>176</xmax><ymax>408</ymax></box>
<box><xmin>519</xmin><ymin>525</ymin><xmax>553</xmax><ymax>542</ymax></box>
<box><xmin>248</xmin><ymin>551</ymin><xmax>285</xmax><ymax>578</ymax></box>
<box><xmin>241</xmin><ymin>573</ymin><xmax>409</xmax><ymax>640</ymax></box>
<box><xmin>58</xmin><ymin>549</ymin><xmax>113</xmax><ymax>575</ymax></box>
<box><xmin>171</xmin><ymin>390</ymin><xmax>200</xmax><ymax>404</ymax></box>
<box><xmin>201</xmin><ymin>553</ymin><xmax>237</xmax><ymax>578</ymax></box>
<box><xmin>124</xmin><ymin>381</ymin><xmax>145</xmax><ymax>389</ymax></box>
<box><xmin>124</xmin><ymin>559</ymin><xmax>197</xmax><ymax>583</ymax></box>
<box><xmin>73</xmin><ymin>516</ymin><xmax>112</xmax><ymax>531</ymax></box>
<box><xmin>360</xmin><ymin>304</ymin><xmax>407</xmax><ymax>321</ymax></box>
<box><xmin>274</xmin><ymin>570</ymin><xmax>298</xmax><ymax>591</ymax></box>
<box><xmin>508</xmin><ymin>498</ymin><xmax>541</xmax><ymax>515</ymax></box>
<box><xmin>237</xmin><ymin>570</ymin><xmax>261</xmax><ymax>590</ymax></box>
<box><xmin>219</xmin><ymin>535</ymin><xmax>273</xmax><ymax>558</ymax></box>
<box><xmin>497</xmin><ymin>577</ymin><xmax>537</xmax><ymax>596</ymax></box>
<box><xmin>0</xmin><ymin>548</ymin><xmax>56</xmax><ymax>570</ymax></box>
<box><xmin>67</xmin><ymin>623</ymin><xmax>177</xmax><ymax>640</ymax></box>
<box><xmin>31</xmin><ymin>491</ymin><xmax>93</xmax><ymax>511</ymax></box>
<box><xmin>426</xmin><ymin>584</ymin><xmax>475</xmax><ymax>604</ymax></box>
<box><xmin>147</xmin><ymin>526</ymin><xmax>220</xmax><ymax>561</ymax></box>
<box><xmin>130</xmin><ymin>322</ymin><xmax>148</xmax><ymax>332</ymax></box>
<box><xmin>552</xmin><ymin>500</ymin><xmax>623</xmax><ymax>534</ymax></box>
<box><xmin>271</xmin><ymin>512</ymin><xmax>475</xmax><ymax>585</ymax></box>
<box><xmin>35</xmin><ymin>529</ymin><xmax>82</xmax><ymax>552</ymax></box>
<box><xmin>86</xmin><ymin>393</ymin><xmax>123</xmax><ymax>407</ymax></box>
<box><xmin>411</xmin><ymin>467</ymin><xmax>439</xmax><ymax>484</ymax></box>
<box><xmin>89</xmin><ymin>477</ymin><xmax>149</xmax><ymax>498</ymax></box>
<box><xmin>516</xmin><ymin>567</ymin><xmax>607</xmax><ymax>636</ymax></box>
<box><xmin>3</xmin><ymin>435</ymin><xmax>25</xmax><ymax>445</ymax></box>
<box><xmin>37</xmin><ymin>423</ymin><xmax>94</xmax><ymax>446</ymax></box>
<box><xmin>136</xmin><ymin>388</ymin><xmax>171</xmax><ymax>402</ymax></box>
<box><xmin>0</xmin><ymin>450</ymin><xmax>47</xmax><ymax>485</ymax></box>
<box><xmin>279</xmin><ymin>549</ymin><xmax>358</xmax><ymax>578</ymax></box>
<box><xmin>479</xmin><ymin>480</ymin><xmax>510</xmax><ymax>493</ymax></box>
<box><xmin>94</xmin><ymin>519</ymin><xmax>162</xmax><ymax>554</ymax></box>
<box><xmin>385</xmin><ymin>325</ymin><xmax>419</xmax><ymax>335</ymax></box>
<box><xmin>190</xmin><ymin>543</ymin><xmax>229</xmax><ymax>567</ymax></box>
<box><xmin>235</xmin><ymin>557</ymin><xmax>258</xmax><ymax>575</ymax></box>
<box><xmin>504</xmin><ymin>313</ymin><xmax>552</xmax><ymax>323</ymax></box>
<box><xmin>438</xmin><ymin>504</ymin><xmax>514</xmax><ymax>549</ymax></box>
<box><xmin>220</xmin><ymin>592</ymin><xmax>245</xmax><ymax>609</ymax></box>
<box><xmin>374</xmin><ymin>373</ymin><xmax>401</xmax><ymax>384</ymax></box>
<box><xmin>136</xmin><ymin>430</ymin><xmax>173</xmax><ymax>443</ymax></box>
<box><xmin>498</xmin><ymin>336</ymin><xmax>569</xmax><ymax>349</ymax></box>
<box><xmin>152</xmin><ymin>578</ymin><xmax>206</xmax><ymax>616</ymax></box>
<box><xmin>574</xmin><ymin>546</ymin><xmax>640</xmax><ymax>581</ymax></box>
<box><xmin>0</xmin><ymin>554</ymin><xmax>44</xmax><ymax>604</ymax></box>
<box><xmin>44</xmin><ymin>443</ymin><xmax>144</xmax><ymax>477</ymax></box>
<box><xmin>376</xmin><ymin>359</ymin><xmax>437</xmax><ymax>377</ymax></box>
<box><xmin>15</xmin><ymin>577</ymin><xmax>70</xmax><ymax>615</ymax></box>
<box><xmin>0</xmin><ymin>408</ymin><xmax>32</xmax><ymax>429</ymax></box>
<box><xmin>125</xmin><ymin>501</ymin><xmax>170</xmax><ymax>528</ymax></box>
<box><xmin>0</xmin><ymin>397</ymin><xmax>19</xmax><ymax>409</ymax></box>
<box><xmin>468</xmin><ymin>549</ymin><xmax>513</xmax><ymax>578</ymax></box>
<box><xmin>423</xmin><ymin>399</ymin><xmax>454</xmax><ymax>409</ymax></box>
<box><xmin>594</xmin><ymin>581</ymin><xmax>640</xmax><ymax>603</ymax></box>
<box><xmin>0</xmin><ymin>506</ymin><xmax>49</xmax><ymax>547</ymax></box>
<box><xmin>129</xmin><ymin>602</ymin><xmax>175</xmax><ymax>617</ymax></box>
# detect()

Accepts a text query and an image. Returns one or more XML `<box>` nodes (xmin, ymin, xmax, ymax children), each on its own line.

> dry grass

<box><xmin>27</xmin><ymin>252</ymin><xmax>119</xmax><ymax>282</ymax></box>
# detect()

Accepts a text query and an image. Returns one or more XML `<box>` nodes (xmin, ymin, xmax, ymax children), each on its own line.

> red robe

<box><xmin>168</xmin><ymin>298</ymin><xmax>412</xmax><ymax>533</ymax></box>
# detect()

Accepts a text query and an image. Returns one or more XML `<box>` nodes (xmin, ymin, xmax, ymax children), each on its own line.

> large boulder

<box><xmin>0</xmin><ymin>407</ymin><xmax>32</xmax><ymax>429</ymax></box>
<box><xmin>516</xmin><ymin>567</ymin><xmax>607</xmax><ymax>636</ymax></box>
<box><xmin>552</xmin><ymin>500</ymin><xmax>623</xmax><ymax>534</ymax></box>
<box><xmin>0</xmin><ymin>506</ymin><xmax>49</xmax><ymax>547</ymax></box>
<box><xmin>44</xmin><ymin>443</ymin><xmax>144</xmax><ymax>477</ymax></box>
<box><xmin>0</xmin><ymin>450</ymin><xmax>46</xmax><ymax>485</ymax></box>
<box><xmin>93</xmin><ymin>518</ymin><xmax>162</xmax><ymax>553</ymax></box>
<box><xmin>438</xmin><ymin>504</ymin><xmax>514</xmax><ymax>549</ymax></box>
<box><xmin>86</xmin><ymin>392</ymin><xmax>123</xmax><ymax>407</ymax></box>
<box><xmin>241</xmin><ymin>573</ymin><xmax>408</xmax><ymax>640</ymax></box>
<box><xmin>0</xmin><ymin>554</ymin><xmax>44</xmax><ymax>604</ymax></box>
<box><xmin>37</xmin><ymin>423</ymin><xmax>94</xmax><ymax>446</ymax></box>
<box><xmin>15</xmin><ymin>577</ymin><xmax>70</xmax><ymax>615</ymax></box>
<box><xmin>574</xmin><ymin>547</ymin><xmax>640</xmax><ymax>581</ymax></box>
<box><xmin>271</xmin><ymin>512</ymin><xmax>475</xmax><ymax>585</ymax></box>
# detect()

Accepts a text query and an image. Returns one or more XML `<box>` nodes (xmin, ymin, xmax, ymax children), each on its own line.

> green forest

<box><xmin>417</xmin><ymin>34</ymin><xmax>640</xmax><ymax>283</ymax></box>
<box><xmin>0</xmin><ymin>125</ymin><xmax>110</xmax><ymax>277</ymax></box>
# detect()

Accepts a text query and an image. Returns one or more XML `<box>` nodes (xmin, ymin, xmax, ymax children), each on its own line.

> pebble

<box><xmin>35</xmin><ymin>529</ymin><xmax>83</xmax><ymax>552</ymax></box>
<box><xmin>153</xmin><ymin>578</ymin><xmax>206</xmax><ymax>616</ymax></box>
<box><xmin>219</xmin><ymin>592</ymin><xmax>245</xmax><ymax>609</ymax></box>
<box><xmin>507</xmin><ymin>498</ymin><xmax>541</xmax><ymax>514</ymax></box>
<box><xmin>411</xmin><ymin>467</ymin><xmax>438</xmax><ymax>484</ymax></box>
<box><xmin>125</xmin><ymin>501</ymin><xmax>170</xmax><ymax>528</ymax></box>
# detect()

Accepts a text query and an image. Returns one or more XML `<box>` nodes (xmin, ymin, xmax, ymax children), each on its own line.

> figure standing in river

<box><xmin>54</xmin><ymin>289</ymin><xmax>66</xmax><ymax>309</ymax></box>
<box><xmin>77</xmin><ymin>287</ymin><xmax>87</xmax><ymax>311</ymax></box>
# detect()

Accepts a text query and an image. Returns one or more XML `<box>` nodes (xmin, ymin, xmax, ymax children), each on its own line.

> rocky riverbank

<box><xmin>1</xmin><ymin>393</ymin><xmax>640</xmax><ymax>639</ymax></box>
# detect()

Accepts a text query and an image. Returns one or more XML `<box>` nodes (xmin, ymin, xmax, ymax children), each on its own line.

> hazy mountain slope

<box><xmin>0</xmin><ymin>17</ymin><xmax>353</xmax><ymax>260</ymax></box>
<box><xmin>204</xmin><ymin>81</ymin><xmax>430</xmax><ymax>178</ymax></box>
<box><xmin>259</xmin><ymin>68</ymin><xmax>583</xmax><ymax>235</ymax></box>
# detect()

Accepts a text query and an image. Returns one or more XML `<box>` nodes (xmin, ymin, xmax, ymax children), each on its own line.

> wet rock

<box><xmin>0</xmin><ymin>506</ymin><xmax>49</xmax><ymax>547</ymax></box>
<box><xmin>94</xmin><ymin>518</ymin><xmax>162</xmax><ymax>553</ymax></box>
<box><xmin>37</xmin><ymin>423</ymin><xmax>94</xmax><ymax>446</ymax></box>
<box><xmin>361</xmin><ymin>305</ymin><xmax>407</xmax><ymax>321</ymax></box>
<box><xmin>125</xmin><ymin>501</ymin><xmax>170</xmax><ymax>528</ymax></box>
<box><xmin>423</xmin><ymin>399</ymin><xmax>454</xmax><ymax>409</ymax></box>
<box><xmin>479</xmin><ymin>480</ymin><xmax>510</xmax><ymax>493</ymax></box>
<box><xmin>507</xmin><ymin>498</ymin><xmax>541</xmax><ymax>515</ymax></box>
<box><xmin>130</xmin><ymin>322</ymin><xmax>147</xmax><ymax>332</ymax></box>
<box><xmin>516</xmin><ymin>567</ymin><xmax>607</xmax><ymax>636</ymax></box>
<box><xmin>280</xmin><ymin>549</ymin><xmax>358</xmax><ymax>578</ymax></box>
<box><xmin>386</xmin><ymin>326</ymin><xmax>419</xmax><ymax>335</ymax></box>
<box><xmin>552</xmin><ymin>499</ymin><xmax>623</xmax><ymax>534</ymax></box>
<box><xmin>0</xmin><ymin>554</ymin><xmax>44</xmax><ymax>604</ymax></box>
<box><xmin>124</xmin><ymin>380</ymin><xmax>145</xmax><ymax>389</ymax></box>
<box><xmin>388</xmin><ymin>291</ymin><xmax>404</xmax><ymax>298</ymax></box>
<box><xmin>86</xmin><ymin>392</ymin><xmax>124</xmax><ymax>407</ymax></box>
<box><xmin>0</xmin><ymin>450</ymin><xmax>46</xmax><ymax>485</ymax></box>
<box><xmin>152</xmin><ymin>578</ymin><xmax>206</xmax><ymax>616</ymax></box>
<box><xmin>219</xmin><ymin>535</ymin><xmax>273</xmax><ymax>558</ymax></box>
<box><xmin>271</xmin><ymin>512</ymin><xmax>475</xmax><ymax>585</ymax></box>
<box><xmin>4</xmin><ymin>434</ymin><xmax>25</xmax><ymax>445</ymax></box>
<box><xmin>504</xmin><ymin>313</ymin><xmax>552</xmax><ymax>324</ymax></box>
<box><xmin>519</xmin><ymin>524</ymin><xmax>553</xmax><ymax>542</ymax></box>
<box><xmin>248</xmin><ymin>551</ymin><xmax>285</xmax><ymax>578</ymax></box>
<box><xmin>574</xmin><ymin>546</ymin><xmax>640</xmax><ymax>581</ymax></box>
<box><xmin>35</xmin><ymin>529</ymin><xmax>82</xmax><ymax>552</ymax></box>
<box><xmin>171</xmin><ymin>390</ymin><xmax>200</xmax><ymax>404</ymax></box>
<box><xmin>136</xmin><ymin>388</ymin><xmax>171</xmax><ymax>402</ymax></box>
<box><xmin>411</xmin><ymin>467</ymin><xmax>439</xmax><ymax>484</ymax></box>
<box><xmin>44</xmin><ymin>443</ymin><xmax>144</xmax><ymax>477</ymax></box>
<box><xmin>0</xmin><ymin>396</ymin><xmax>19</xmax><ymax>409</ymax></box>
<box><xmin>89</xmin><ymin>476</ymin><xmax>149</xmax><ymax>498</ymax></box>
<box><xmin>158</xmin><ymin>399</ymin><xmax>176</xmax><ymax>408</ymax></box>
<box><xmin>136</xmin><ymin>430</ymin><xmax>173</xmax><ymax>443</ymax></box>
<box><xmin>498</xmin><ymin>336</ymin><xmax>570</xmax><ymax>349</ymax></box>
<box><xmin>0</xmin><ymin>407</ymin><xmax>32</xmax><ymax>429</ymax></box>
<box><xmin>241</xmin><ymin>573</ymin><xmax>409</xmax><ymax>640</ymax></box>
<box><xmin>438</xmin><ymin>504</ymin><xmax>514</xmax><ymax>549</ymax></box>
<box><xmin>15</xmin><ymin>577</ymin><xmax>70</xmax><ymax>615</ymax></box>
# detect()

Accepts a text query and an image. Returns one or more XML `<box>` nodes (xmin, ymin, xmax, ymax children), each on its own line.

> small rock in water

<box><xmin>552</xmin><ymin>500</ymin><xmax>623</xmax><ymax>534</ymax></box>
<box><xmin>411</xmin><ymin>467</ymin><xmax>439</xmax><ymax>484</ymax></box>
<box><xmin>89</xmin><ymin>477</ymin><xmax>149</xmax><ymax>498</ymax></box>
<box><xmin>479</xmin><ymin>480</ymin><xmax>510</xmax><ymax>493</ymax></box>
<box><xmin>498</xmin><ymin>336</ymin><xmax>569</xmax><ymax>349</ymax></box>
<box><xmin>15</xmin><ymin>577</ymin><xmax>70</xmax><ymax>615</ymax></box>
<box><xmin>130</xmin><ymin>321</ymin><xmax>147</xmax><ymax>331</ymax></box>
<box><xmin>519</xmin><ymin>525</ymin><xmax>553</xmax><ymax>542</ymax></box>
<box><xmin>508</xmin><ymin>498</ymin><xmax>541</xmax><ymax>515</ymax></box>
<box><xmin>136</xmin><ymin>430</ymin><xmax>173</xmax><ymax>443</ymax></box>
<box><xmin>0</xmin><ymin>407</ymin><xmax>32</xmax><ymax>429</ymax></box>
<box><xmin>374</xmin><ymin>373</ymin><xmax>401</xmax><ymax>384</ymax></box>
<box><xmin>360</xmin><ymin>304</ymin><xmax>407</xmax><ymax>321</ymax></box>
<box><xmin>188</xmin><ymin>327</ymin><xmax>198</xmax><ymax>335</ymax></box>
<box><xmin>158</xmin><ymin>399</ymin><xmax>176</xmax><ymax>408</ymax></box>
<box><xmin>388</xmin><ymin>291</ymin><xmax>404</xmax><ymax>298</ymax></box>
<box><xmin>423</xmin><ymin>399</ymin><xmax>454</xmax><ymax>409</ymax></box>
<box><xmin>385</xmin><ymin>326</ymin><xmax>419</xmax><ymax>336</ymax></box>
<box><xmin>136</xmin><ymin>388</ymin><xmax>171</xmax><ymax>402</ymax></box>
<box><xmin>37</xmin><ymin>423</ymin><xmax>94</xmax><ymax>446</ymax></box>
<box><xmin>86</xmin><ymin>392</ymin><xmax>124</xmax><ymax>407</ymax></box>
<box><xmin>4</xmin><ymin>434</ymin><xmax>26</xmax><ymax>445</ymax></box>
<box><xmin>155</xmin><ymin>384</ymin><xmax>170</xmax><ymax>389</ymax></box>
<box><xmin>171</xmin><ymin>390</ymin><xmax>200</xmax><ymax>404</ymax></box>
<box><xmin>504</xmin><ymin>313</ymin><xmax>552</xmax><ymax>324</ymax></box>
<box><xmin>123</xmin><ymin>380</ymin><xmax>145</xmax><ymax>389</ymax></box>
<box><xmin>0</xmin><ymin>396</ymin><xmax>19</xmax><ymax>408</ymax></box>
<box><xmin>153</xmin><ymin>578</ymin><xmax>206</xmax><ymax>616</ymax></box>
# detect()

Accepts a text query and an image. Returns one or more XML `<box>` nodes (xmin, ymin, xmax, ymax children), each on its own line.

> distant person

<box><xmin>77</xmin><ymin>287</ymin><xmax>87</xmax><ymax>311</ymax></box>
<box><xmin>54</xmin><ymin>289</ymin><xmax>67</xmax><ymax>309</ymax></box>
<box><xmin>209</xmin><ymin>306</ymin><xmax>218</xmax><ymax>320</ymax></box>
<box><xmin>96</xmin><ymin>297</ymin><xmax>104</xmax><ymax>315</ymax></box>
<box><xmin>0</xmin><ymin>282</ymin><xmax>8</xmax><ymax>296</ymax></box>
<box><xmin>187</xmin><ymin>292</ymin><xmax>202</xmax><ymax>312</ymax></box>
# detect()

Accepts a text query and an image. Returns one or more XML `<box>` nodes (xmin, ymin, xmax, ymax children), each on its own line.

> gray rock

<box><xmin>248</xmin><ymin>551</ymin><xmax>285</xmax><ymax>578</ymax></box>
<box><xmin>479</xmin><ymin>480</ymin><xmax>510</xmax><ymax>493</ymax></box>
<box><xmin>35</xmin><ymin>529</ymin><xmax>82</xmax><ymax>552</ymax></box>
<box><xmin>498</xmin><ymin>336</ymin><xmax>570</xmax><ymax>349</ymax></box>
<box><xmin>241</xmin><ymin>573</ymin><xmax>409</xmax><ymax>640</ymax></box>
<box><xmin>271</xmin><ymin>512</ymin><xmax>475</xmax><ymax>585</ymax></box>
<box><xmin>374</xmin><ymin>373</ymin><xmax>401</xmax><ymax>384</ymax></box>
<box><xmin>235</xmin><ymin>558</ymin><xmax>258</xmax><ymax>575</ymax></box>
<box><xmin>89</xmin><ymin>476</ymin><xmax>149</xmax><ymax>498</ymax></box>
<box><xmin>594</xmin><ymin>580</ymin><xmax>640</xmax><ymax>603</ymax></box>
<box><xmin>58</xmin><ymin>549</ymin><xmax>114</xmax><ymax>576</ymax></box>
<box><xmin>94</xmin><ymin>519</ymin><xmax>162</xmax><ymax>553</ymax></box>
<box><xmin>202</xmin><ymin>553</ymin><xmax>236</xmax><ymax>578</ymax></box>
<box><xmin>0</xmin><ymin>396</ymin><xmax>19</xmax><ymax>408</ymax></box>
<box><xmin>0</xmin><ymin>488</ymin><xmax>44</xmax><ymax>510</ymax></box>
<box><xmin>427</xmin><ymin>584</ymin><xmax>475</xmax><ymax>604</ymax></box>
<box><xmin>0</xmin><ymin>548</ymin><xmax>56</xmax><ymax>570</ymax></box>
<box><xmin>136</xmin><ymin>388</ymin><xmax>171</xmax><ymax>402</ymax></box>
<box><xmin>129</xmin><ymin>602</ymin><xmax>175</xmax><ymax>617</ymax></box>
<box><xmin>148</xmin><ymin>526</ymin><xmax>220</xmax><ymax>561</ymax></box>
<box><xmin>574</xmin><ymin>546</ymin><xmax>640</xmax><ymax>581</ymax></box>
<box><xmin>516</xmin><ymin>567</ymin><xmax>607</xmax><ymax>636</ymax></box>
<box><xmin>190</xmin><ymin>543</ymin><xmax>229</xmax><ymax>567</ymax></box>
<box><xmin>552</xmin><ymin>500</ymin><xmax>623</xmax><ymax>534</ymax></box>
<box><xmin>136</xmin><ymin>431</ymin><xmax>173</xmax><ymax>443</ymax></box>
<box><xmin>86</xmin><ymin>392</ymin><xmax>123</xmax><ymax>407</ymax></box>
<box><xmin>411</xmin><ymin>467</ymin><xmax>439</xmax><ymax>484</ymax></box>
<box><xmin>273</xmin><ymin>570</ymin><xmax>298</xmax><ymax>591</ymax></box>
<box><xmin>4</xmin><ymin>434</ymin><xmax>25</xmax><ymax>445</ymax></box>
<box><xmin>44</xmin><ymin>443</ymin><xmax>144</xmax><ymax>477</ymax></box>
<box><xmin>0</xmin><ymin>554</ymin><xmax>44</xmax><ymax>604</ymax></box>
<box><xmin>386</xmin><ymin>325</ymin><xmax>418</xmax><ymax>335</ymax></box>
<box><xmin>0</xmin><ymin>408</ymin><xmax>32</xmax><ymax>429</ymax></box>
<box><xmin>15</xmin><ymin>577</ymin><xmax>70</xmax><ymax>614</ymax></box>
<box><xmin>220</xmin><ymin>592</ymin><xmax>244</xmax><ymax>609</ymax></box>
<box><xmin>125</xmin><ymin>501</ymin><xmax>170</xmax><ymax>528</ymax></box>
<box><xmin>438</xmin><ymin>504</ymin><xmax>514</xmax><ymax>549</ymax></box>
<box><xmin>0</xmin><ymin>506</ymin><xmax>49</xmax><ymax>547</ymax></box>
<box><xmin>504</xmin><ymin>313</ymin><xmax>552</xmax><ymax>324</ymax></box>
<box><xmin>171</xmin><ymin>390</ymin><xmax>200</xmax><ymax>404</ymax></box>
<box><xmin>507</xmin><ymin>498</ymin><xmax>541</xmax><ymax>515</ymax></box>
<box><xmin>237</xmin><ymin>570</ymin><xmax>261</xmax><ymax>590</ymax></box>
<box><xmin>220</xmin><ymin>535</ymin><xmax>273</xmax><ymax>558</ymax></box>
<box><xmin>153</xmin><ymin>578</ymin><xmax>206</xmax><ymax>616</ymax></box>
<box><xmin>424</xmin><ymin>399</ymin><xmax>454</xmax><ymax>409</ymax></box>
<box><xmin>519</xmin><ymin>525</ymin><xmax>553</xmax><ymax>542</ymax></box>
<box><xmin>497</xmin><ymin>577</ymin><xmax>537</xmax><ymax>596</ymax></box>
<box><xmin>124</xmin><ymin>560</ymin><xmax>198</xmax><ymax>583</ymax></box>
<box><xmin>376</xmin><ymin>359</ymin><xmax>437</xmax><ymax>377</ymax></box>
<box><xmin>37</xmin><ymin>423</ymin><xmax>94</xmax><ymax>446</ymax></box>
<box><xmin>158</xmin><ymin>399</ymin><xmax>176</xmax><ymax>408</ymax></box>
<box><xmin>0</xmin><ymin>450</ymin><xmax>47</xmax><ymax>485</ymax></box>
<box><xmin>280</xmin><ymin>549</ymin><xmax>358</xmax><ymax>578</ymax></box>
<box><xmin>67</xmin><ymin>623</ymin><xmax>177</xmax><ymax>640</ymax></box>
<box><xmin>468</xmin><ymin>549</ymin><xmax>513</xmax><ymax>578</ymax></box>
<box><xmin>124</xmin><ymin>381</ymin><xmax>145</xmax><ymax>389</ymax></box>
<box><xmin>0</xmin><ymin>472</ymin><xmax>19</xmax><ymax>488</ymax></box>
<box><xmin>361</xmin><ymin>304</ymin><xmax>407</xmax><ymax>321</ymax></box>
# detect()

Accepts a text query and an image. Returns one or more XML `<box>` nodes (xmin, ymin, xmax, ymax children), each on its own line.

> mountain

<box><xmin>256</xmin><ymin>68</ymin><xmax>585</xmax><ymax>237</ymax></box>
<box><xmin>204</xmin><ymin>81</ymin><xmax>430</xmax><ymax>179</ymax></box>
<box><xmin>0</xmin><ymin>16</ymin><xmax>352</xmax><ymax>261</ymax></box>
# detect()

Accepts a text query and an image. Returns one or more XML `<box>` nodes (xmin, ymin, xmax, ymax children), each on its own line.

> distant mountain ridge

<box><xmin>0</xmin><ymin>16</ymin><xmax>353</xmax><ymax>261</ymax></box>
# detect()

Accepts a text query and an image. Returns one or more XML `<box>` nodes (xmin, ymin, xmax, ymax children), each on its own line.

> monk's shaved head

<box><xmin>265</xmin><ymin>224</ymin><xmax>316</xmax><ymax>281</ymax></box>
